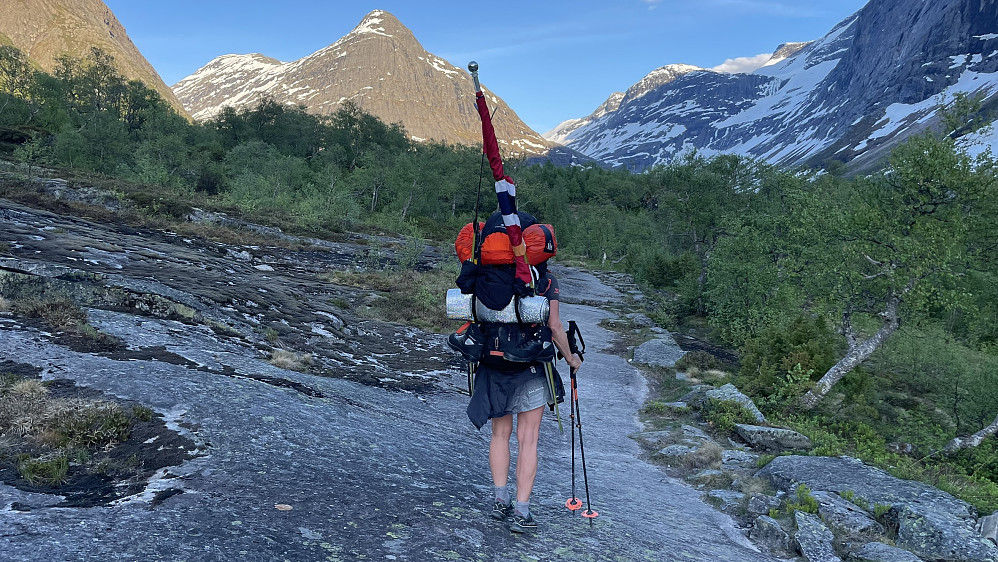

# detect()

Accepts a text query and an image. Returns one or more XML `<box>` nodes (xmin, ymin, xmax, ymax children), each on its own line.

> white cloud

<box><xmin>642</xmin><ymin>0</ymin><xmax>662</xmax><ymax>9</ymax></box>
<box><xmin>711</xmin><ymin>53</ymin><xmax>773</xmax><ymax>73</ymax></box>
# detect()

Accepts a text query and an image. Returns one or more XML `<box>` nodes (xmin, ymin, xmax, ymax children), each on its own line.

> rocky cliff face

<box><xmin>549</xmin><ymin>0</ymin><xmax>998</xmax><ymax>171</ymax></box>
<box><xmin>173</xmin><ymin>11</ymin><xmax>555</xmax><ymax>158</ymax></box>
<box><xmin>0</xmin><ymin>0</ymin><xmax>188</xmax><ymax>117</ymax></box>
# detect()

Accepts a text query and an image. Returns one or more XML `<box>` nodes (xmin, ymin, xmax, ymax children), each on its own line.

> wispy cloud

<box><xmin>700</xmin><ymin>0</ymin><xmax>821</xmax><ymax>17</ymax></box>
<box><xmin>642</xmin><ymin>0</ymin><xmax>662</xmax><ymax>10</ymax></box>
<box><xmin>711</xmin><ymin>53</ymin><xmax>773</xmax><ymax>73</ymax></box>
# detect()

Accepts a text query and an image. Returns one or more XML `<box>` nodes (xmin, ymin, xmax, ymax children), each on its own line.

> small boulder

<box><xmin>686</xmin><ymin>469</ymin><xmax>729</xmax><ymax>488</ymax></box>
<box><xmin>748</xmin><ymin>494</ymin><xmax>783</xmax><ymax>516</ymax></box>
<box><xmin>751</xmin><ymin>515</ymin><xmax>792</xmax><ymax>553</ymax></box>
<box><xmin>706</xmin><ymin>489</ymin><xmax>745</xmax><ymax>513</ymax></box>
<box><xmin>849</xmin><ymin>541</ymin><xmax>922</xmax><ymax>562</ymax></box>
<box><xmin>721</xmin><ymin>449</ymin><xmax>759</xmax><ymax>469</ymax></box>
<box><xmin>680</xmin><ymin>424</ymin><xmax>711</xmax><ymax>442</ymax></box>
<box><xmin>625</xmin><ymin>313</ymin><xmax>655</xmax><ymax>327</ymax></box>
<box><xmin>632</xmin><ymin>336</ymin><xmax>687</xmax><ymax>368</ymax></box>
<box><xmin>735</xmin><ymin>424</ymin><xmax>812</xmax><ymax>451</ymax></box>
<box><xmin>794</xmin><ymin>511</ymin><xmax>842</xmax><ymax>562</ymax></box>
<box><xmin>705</xmin><ymin>384</ymin><xmax>766</xmax><ymax>423</ymax></box>
<box><xmin>979</xmin><ymin>512</ymin><xmax>998</xmax><ymax>546</ymax></box>
<box><xmin>630</xmin><ymin>430</ymin><xmax>676</xmax><ymax>448</ymax></box>
<box><xmin>812</xmin><ymin>491</ymin><xmax>884</xmax><ymax>536</ymax></box>
<box><xmin>891</xmin><ymin>503</ymin><xmax>998</xmax><ymax>561</ymax></box>
<box><xmin>657</xmin><ymin>444</ymin><xmax>694</xmax><ymax>458</ymax></box>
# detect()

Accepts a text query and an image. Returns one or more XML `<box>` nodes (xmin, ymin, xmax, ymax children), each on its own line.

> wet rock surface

<box><xmin>0</xmin><ymin>199</ymin><xmax>778</xmax><ymax>560</ymax></box>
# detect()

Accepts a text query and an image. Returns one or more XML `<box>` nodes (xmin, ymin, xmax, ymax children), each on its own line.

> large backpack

<box><xmin>449</xmin><ymin>210</ymin><xmax>557</xmax><ymax>369</ymax></box>
<box><xmin>454</xmin><ymin>211</ymin><xmax>557</xmax><ymax>266</ymax></box>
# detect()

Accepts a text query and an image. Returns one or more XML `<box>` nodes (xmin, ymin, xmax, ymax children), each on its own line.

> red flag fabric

<box><xmin>475</xmin><ymin>91</ymin><xmax>531</xmax><ymax>285</ymax></box>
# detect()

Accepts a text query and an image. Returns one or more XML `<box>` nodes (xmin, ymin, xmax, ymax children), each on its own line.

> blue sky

<box><xmin>103</xmin><ymin>0</ymin><xmax>869</xmax><ymax>134</ymax></box>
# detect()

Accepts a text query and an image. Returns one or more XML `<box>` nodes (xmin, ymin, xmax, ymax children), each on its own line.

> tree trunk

<box><xmin>370</xmin><ymin>180</ymin><xmax>380</xmax><ymax>213</ymax></box>
<box><xmin>401</xmin><ymin>179</ymin><xmax>417</xmax><ymax>222</ymax></box>
<box><xmin>945</xmin><ymin>413</ymin><xmax>998</xmax><ymax>454</ymax></box>
<box><xmin>799</xmin><ymin>296</ymin><xmax>901</xmax><ymax>409</ymax></box>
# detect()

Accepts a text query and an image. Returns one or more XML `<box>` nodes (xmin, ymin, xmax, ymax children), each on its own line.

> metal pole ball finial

<box><xmin>468</xmin><ymin>62</ymin><xmax>481</xmax><ymax>92</ymax></box>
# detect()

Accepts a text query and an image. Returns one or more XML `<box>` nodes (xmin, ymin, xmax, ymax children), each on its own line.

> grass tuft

<box><xmin>269</xmin><ymin>349</ymin><xmax>313</xmax><ymax>372</ymax></box>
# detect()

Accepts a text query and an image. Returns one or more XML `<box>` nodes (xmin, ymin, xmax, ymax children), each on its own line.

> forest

<box><xmin>2</xmin><ymin>45</ymin><xmax>998</xmax><ymax>512</ymax></box>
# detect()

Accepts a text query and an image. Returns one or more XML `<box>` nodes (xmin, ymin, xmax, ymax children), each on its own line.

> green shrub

<box><xmin>841</xmin><ymin>490</ymin><xmax>870</xmax><ymax>511</ymax></box>
<box><xmin>736</xmin><ymin>316</ymin><xmax>840</xmax><ymax>398</ymax></box>
<box><xmin>874</xmin><ymin>503</ymin><xmax>891</xmax><ymax>519</ymax></box>
<box><xmin>772</xmin><ymin>484</ymin><xmax>819</xmax><ymax>517</ymax></box>
<box><xmin>18</xmin><ymin>454</ymin><xmax>69</xmax><ymax>485</ymax></box>
<box><xmin>131</xmin><ymin>405</ymin><xmax>155</xmax><ymax>422</ymax></box>
<box><xmin>675</xmin><ymin>350</ymin><xmax>724</xmax><ymax>372</ymax></box>
<box><xmin>702</xmin><ymin>398</ymin><xmax>759</xmax><ymax>434</ymax></box>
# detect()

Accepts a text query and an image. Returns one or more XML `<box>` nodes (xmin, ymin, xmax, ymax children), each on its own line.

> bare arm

<box><xmin>548</xmin><ymin>299</ymin><xmax>581</xmax><ymax>371</ymax></box>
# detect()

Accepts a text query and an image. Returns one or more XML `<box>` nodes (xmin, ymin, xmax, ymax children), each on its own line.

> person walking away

<box><xmin>469</xmin><ymin>261</ymin><xmax>581</xmax><ymax>532</ymax></box>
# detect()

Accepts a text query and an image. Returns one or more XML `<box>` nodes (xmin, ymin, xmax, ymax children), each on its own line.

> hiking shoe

<box><xmin>491</xmin><ymin>501</ymin><xmax>513</xmax><ymax>521</ymax></box>
<box><xmin>448</xmin><ymin>324</ymin><xmax>483</xmax><ymax>361</ymax></box>
<box><xmin>503</xmin><ymin>326</ymin><xmax>554</xmax><ymax>363</ymax></box>
<box><xmin>508</xmin><ymin>512</ymin><xmax>537</xmax><ymax>533</ymax></box>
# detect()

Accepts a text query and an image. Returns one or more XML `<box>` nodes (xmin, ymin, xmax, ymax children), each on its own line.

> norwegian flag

<box><xmin>474</xmin><ymin>91</ymin><xmax>531</xmax><ymax>286</ymax></box>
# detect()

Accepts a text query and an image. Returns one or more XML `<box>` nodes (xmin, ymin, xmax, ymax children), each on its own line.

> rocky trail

<box><xmin>0</xmin><ymin>198</ymin><xmax>779</xmax><ymax>561</ymax></box>
<box><xmin>2</xmin><ymin>194</ymin><xmax>996</xmax><ymax>562</ymax></box>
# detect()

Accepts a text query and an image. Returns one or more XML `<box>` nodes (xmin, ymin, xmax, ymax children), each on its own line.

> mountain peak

<box><xmin>758</xmin><ymin>41</ymin><xmax>812</xmax><ymax>69</ymax></box>
<box><xmin>173</xmin><ymin>9</ymin><xmax>551</xmax><ymax>156</ymax></box>
<box><xmin>623</xmin><ymin>63</ymin><xmax>705</xmax><ymax>103</ymax></box>
<box><xmin>348</xmin><ymin>10</ymin><xmax>411</xmax><ymax>40</ymax></box>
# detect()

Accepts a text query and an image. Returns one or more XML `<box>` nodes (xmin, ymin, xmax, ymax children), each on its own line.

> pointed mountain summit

<box><xmin>174</xmin><ymin>10</ymin><xmax>553</xmax><ymax>156</ymax></box>
<box><xmin>0</xmin><ymin>0</ymin><xmax>188</xmax><ymax>117</ymax></box>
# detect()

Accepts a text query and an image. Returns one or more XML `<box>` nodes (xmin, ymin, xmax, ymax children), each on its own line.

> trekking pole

<box><xmin>561</xmin><ymin>322</ymin><xmax>597</xmax><ymax>520</ymax></box>
<box><xmin>565</xmin><ymin>377</ymin><xmax>581</xmax><ymax>511</ymax></box>
<box><xmin>572</xmin><ymin>367</ymin><xmax>598</xmax><ymax>521</ymax></box>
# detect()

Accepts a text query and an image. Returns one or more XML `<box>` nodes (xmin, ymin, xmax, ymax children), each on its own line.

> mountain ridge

<box><xmin>173</xmin><ymin>10</ymin><xmax>554</xmax><ymax>157</ymax></box>
<box><xmin>548</xmin><ymin>0</ymin><xmax>998</xmax><ymax>171</ymax></box>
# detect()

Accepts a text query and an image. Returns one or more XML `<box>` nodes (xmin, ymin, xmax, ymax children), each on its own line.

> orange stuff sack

<box><xmin>455</xmin><ymin>222</ymin><xmax>557</xmax><ymax>265</ymax></box>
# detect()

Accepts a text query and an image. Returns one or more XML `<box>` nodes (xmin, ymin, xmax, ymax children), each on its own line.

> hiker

<box><xmin>465</xmin><ymin>259</ymin><xmax>582</xmax><ymax>532</ymax></box>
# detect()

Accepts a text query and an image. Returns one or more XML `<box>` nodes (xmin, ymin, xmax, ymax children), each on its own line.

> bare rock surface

<box><xmin>758</xmin><ymin>455</ymin><xmax>998</xmax><ymax>561</ymax></box>
<box><xmin>794</xmin><ymin>511</ymin><xmax>841</xmax><ymax>562</ymax></box>
<box><xmin>735</xmin><ymin>424</ymin><xmax>813</xmax><ymax>452</ymax></box>
<box><xmin>0</xmin><ymin>199</ymin><xmax>777</xmax><ymax>561</ymax></box>
<box><xmin>632</xmin><ymin>336</ymin><xmax>688</xmax><ymax>368</ymax></box>
<box><xmin>850</xmin><ymin>542</ymin><xmax>924</xmax><ymax>562</ymax></box>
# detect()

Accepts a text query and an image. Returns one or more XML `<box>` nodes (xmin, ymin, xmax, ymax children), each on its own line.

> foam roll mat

<box><xmin>445</xmin><ymin>289</ymin><xmax>549</xmax><ymax>324</ymax></box>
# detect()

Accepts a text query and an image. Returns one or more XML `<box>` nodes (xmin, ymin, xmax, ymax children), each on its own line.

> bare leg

<box><xmin>489</xmin><ymin>414</ymin><xmax>513</xmax><ymax>487</ymax></box>
<box><xmin>514</xmin><ymin>406</ymin><xmax>544</xmax><ymax>502</ymax></box>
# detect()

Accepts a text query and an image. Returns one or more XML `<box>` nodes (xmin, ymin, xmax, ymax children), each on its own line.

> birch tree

<box><xmin>797</xmin><ymin>129</ymin><xmax>996</xmax><ymax>409</ymax></box>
